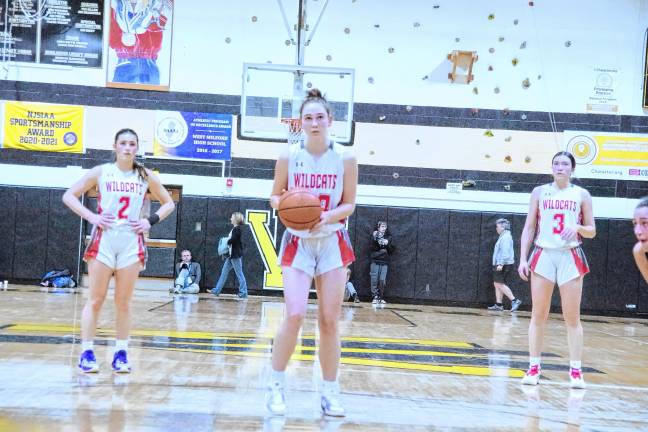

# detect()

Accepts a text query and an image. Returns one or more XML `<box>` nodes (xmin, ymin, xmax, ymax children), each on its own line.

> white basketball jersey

<box><xmin>535</xmin><ymin>183</ymin><xmax>584</xmax><ymax>249</ymax></box>
<box><xmin>286</xmin><ymin>141</ymin><xmax>346</xmax><ymax>238</ymax></box>
<box><xmin>97</xmin><ymin>163</ymin><xmax>148</xmax><ymax>230</ymax></box>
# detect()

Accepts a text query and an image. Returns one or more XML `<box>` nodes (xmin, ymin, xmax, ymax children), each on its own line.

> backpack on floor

<box><xmin>40</xmin><ymin>268</ymin><xmax>77</xmax><ymax>288</ymax></box>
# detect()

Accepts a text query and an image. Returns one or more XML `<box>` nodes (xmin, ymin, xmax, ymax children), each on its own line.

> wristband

<box><xmin>147</xmin><ymin>214</ymin><xmax>160</xmax><ymax>226</ymax></box>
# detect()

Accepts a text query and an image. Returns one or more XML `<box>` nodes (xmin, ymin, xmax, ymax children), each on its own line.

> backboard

<box><xmin>239</xmin><ymin>63</ymin><xmax>355</xmax><ymax>145</ymax></box>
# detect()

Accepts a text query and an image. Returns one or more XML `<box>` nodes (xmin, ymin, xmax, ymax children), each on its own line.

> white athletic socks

<box><xmin>570</xmin><ymin>360</ymin><xmax>582</xmax><ymax>370</ymax></box>
<box><xmin>529</xmin><ymin>357</ymin><xmax>541</xmax><ymax>368</ymax></box>
<box><xmin>81</xmin><ymin>340</ymin><xmax>94</xmax><ymax>352</ymax></box>
<box><xmin>321</xmin><ymin>379</ymin><xmax>339</xmax><ymax>394</ymax></box>
<box><xmin>115</xmin><ymin>339</ymin><xmax>129</xmax><ymax>352</ymax></box>
<box><xmin>270</xmin><ymin>369</ymin><xmax>285</xmax><ymax>386</ymax></box>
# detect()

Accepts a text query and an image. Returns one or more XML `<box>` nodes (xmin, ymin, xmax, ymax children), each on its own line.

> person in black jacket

<box><xmin>370</xmin><ymin>221</ymin><xmax>394</xmax><ymax>304</ymax></box>
<box><xmin>210</xmin><ymin>212</ymin><xmax>248</xmax><ymax>298</ymax></box>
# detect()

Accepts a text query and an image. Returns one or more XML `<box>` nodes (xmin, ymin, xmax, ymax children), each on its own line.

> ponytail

<box><xmin>299</xmin><ymin>88</ymin><xmax>331</xmax><ymax>117</ymax></box>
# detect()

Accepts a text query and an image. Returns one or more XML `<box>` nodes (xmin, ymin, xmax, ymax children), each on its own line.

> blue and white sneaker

<box><xmin>265</xmin><ymin>382</ymin><xmax>286</xmax><ymax>415</ymax></box>
<box><xmin>78</xmin><ymin>349</ymin><xmax>99</xmax><ymax>373</ymax></box>
<box><xmin>111</xmin><ymin>350</ymin><xmax>131</xmax><ymax>374</ymax></box>
<box><xmin>321</xmin><ymin>391</ymin><xmax>345</xmax><ymax>417</ymax></box>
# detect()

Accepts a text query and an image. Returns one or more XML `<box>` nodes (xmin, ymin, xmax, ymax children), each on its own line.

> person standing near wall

<box><xmin>63</xmin><ymin>128</ymin><xmax>175</xmax><ymax>373</ymax></box>
<box><xmin>210</xmin><ymin>212</ymin><xmax>248</xmax><ymax>298</ymax></box>
<box><xmin>370</xmin><ymin>221</ymin><xmax>394</xmax><ymax>305</ymax></box>
<box><xmin>266</xmin><ymin>88</ymin><xmax>358</xmax><ymax>417</ymax></box>
<box><xmin>518</xmin><ymin>151</ymin><xmax>595</xmax><ymax>389</ymax></box>
<box><xmin>632</xmin><ymin>197</ymin><xmax>648</xmax><ymax>284</ymax></box>
<box><xmin>488</xmin><ymin>218</ymin><xmax>522</xmax><ymax>312</ymax></box>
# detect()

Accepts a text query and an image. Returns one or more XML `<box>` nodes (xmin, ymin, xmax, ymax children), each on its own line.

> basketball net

<box><xmin>281</xmin><ymin>118</ymin><xmax>303</xmax><ymax>145</ymax></box>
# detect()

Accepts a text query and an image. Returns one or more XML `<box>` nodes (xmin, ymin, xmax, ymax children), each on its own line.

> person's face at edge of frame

<box><xmin>301</xmin><ymin>102</ymin><xmax>332</xmax><ymax>140</ymax></box>
<box><xmin>551</xmin><ymin>155</ymin><xmax>573</xmax><ymax>181</ymax></box>
<box><xmin>633</xmin><ymin>206</ymin><xmax>648</xmax><ymax>251</ymax></box>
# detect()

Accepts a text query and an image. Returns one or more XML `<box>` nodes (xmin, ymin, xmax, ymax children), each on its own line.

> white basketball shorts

<box><xmin>528</xmin><ymin>246</ymin><xmax>589</xmax><ymax>286</ymax></box>
<box><xmin>278</xmin><ymin>229</ymin><xmax>355</xmax><ymax>277</ymax></box>
<box><xmin>84</xmin><ymin>227</ymin><xmax>147</xmax><ymax>270</ymax></box>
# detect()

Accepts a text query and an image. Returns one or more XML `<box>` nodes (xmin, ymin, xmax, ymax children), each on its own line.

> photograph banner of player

<box><xmin>106</xmin><ymin>0</ymin><xmax>173</xmax><ymax>91</ymax></box>
<box><xmin>564</xmin><ymin>130</ymin><xmax>648</xmax><ymax>181</ymax></box>
<box><xmin>153</xmin><ymin>111</ymin><xmax>233</xmax><ymax>161</ymax></box>
<box><xmin>2</xmin><ymin>101</ymin><xmax>84</xmax><ymax>153</ymax></box>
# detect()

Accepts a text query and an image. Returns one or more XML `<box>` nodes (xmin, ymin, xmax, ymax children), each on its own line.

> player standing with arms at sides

<box><xmin>266</xmin><ymin>89</ymin><xmax>358</xmax><ymax>417</ymax></box>
<box><xmin>518</xmin><ymin>151</ymin><xmax>595</xmax><ymax>388</ymax></box>
<box><xmin>632</xmin><ymin>197</ymin><xmax>648</xmax><ymax>283</ymax></box>
<box><xmin>63</xmin><ymin>128</ymin><xmax>175</xmax><ymax>373</ymax></box>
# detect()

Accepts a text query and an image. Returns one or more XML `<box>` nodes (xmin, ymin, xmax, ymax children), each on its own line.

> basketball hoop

<box><xmin>280</xmin><ymin>118</ymin><xmax>303</xmax><ymax>145</ymax></box>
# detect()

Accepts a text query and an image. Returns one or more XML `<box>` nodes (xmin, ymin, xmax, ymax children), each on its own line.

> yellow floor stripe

<box><xmin>155</xmin><ymin>340</ymin><xmax>478</xmax><ymax>358</ymax></box>
<box><xmin>4</xmin><ymin>323</ymin><xmax>474</xmax><ymax>348</ymax></box>
<box><xmin>152</xmin><ymin>347</ymin><xmax>522</xmax><ymax>377</ymax></box>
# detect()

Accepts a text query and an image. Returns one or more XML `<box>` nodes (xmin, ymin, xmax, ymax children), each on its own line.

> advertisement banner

<box><xmin>564</xmin><ymin>131</ymin><xmax>648</xmax><ymax>181</ymax></box>
<box><xmin>3</xmin><ymin>102</ymin><xmax>84</xmax><ymax>153</ymax></box>
<box><xmin>154</xmin><ymin>111</ymin><xmax>233</xmax><ymax>161</ymax></box>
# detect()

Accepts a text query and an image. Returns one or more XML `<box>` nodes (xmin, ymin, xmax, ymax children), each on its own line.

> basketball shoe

<box><xmin>510</xmin><ymin>299</ymin><xmax>522</xmax><ymax>312</ymax></box>
<box><xmin>321</xmin><ymin>391</ymin><xmax>345</xmax><ymax>417</ymax></box>
<box><xmin>265</xmin><ymin>381</ymin><xmax>286</xmax><ymax>415</ymax></box>
<box><xmin>521</xmin><ymin>364</ymin><xmax>541</xmax><ymax>385</ymax></box>
<box><xmin>569</xmin><ymin>368</ymin><xmax>586</xmax><ymax>389</ymax></box>
<box><xmin>111</xmin><ymin>350</ymin><xmax>132</xmax><ymax>373</ymax></box>
<box><xmin>78</xmin><ymin>350</ymin><xmax>99</xmax><ymax>373</ymax></box>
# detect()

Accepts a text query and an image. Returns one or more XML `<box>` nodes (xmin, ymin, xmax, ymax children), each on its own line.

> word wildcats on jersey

<box><xmin>292</xmin><ymin>173</ymin><xmax>338</xmax><ymax>190</ymax></box>
<box><xmin>105</xmin><ymin>180</ymin><xmax>146</xmax><ymax>195</ymax></box>
<box><xmin>542</xmin><ymin>198</ymin><xmax>578</xmax><ymax>212</ymax></box>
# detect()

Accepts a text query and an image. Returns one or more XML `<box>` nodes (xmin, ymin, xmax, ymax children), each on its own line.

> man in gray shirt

<box><xmin>173</xmin><ymin>249</ymin><xmax>201</xmax><ymax>294</ymax></box>
<box><xmin>488</xmin><ymin>219</ymin><xmax>522</xmax><ymax>312</ymax></box>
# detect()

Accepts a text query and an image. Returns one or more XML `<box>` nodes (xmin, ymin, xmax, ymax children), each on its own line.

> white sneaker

<box><xmin>265</xmin><ymin>382</ymin><xmax>286</xmax><ymax>415</ymax></box>
<box><xmin>569</xmin><ymin>368</ymin><xmax>586</xmax><ymax>389</ymax></box>
<box><xmin>521</xmin><ymin>364</ymin><xmax>541</xmax><ymax>385</ymax></box>
<box><xmin>321</xmin><ymin>391</ymin><xmax>345</xmax><ymax>417</ymax></box>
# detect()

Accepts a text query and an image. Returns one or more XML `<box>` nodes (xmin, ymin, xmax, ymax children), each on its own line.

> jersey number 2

<box><xmin>118</xmin><ymin>196</ymin><xmax>130</xmax><ymax>220</ymax></box>
<box><xmin>552</xmin><ymin>213</ymin><xmax>564</xmax><ymax>234</ymax></box>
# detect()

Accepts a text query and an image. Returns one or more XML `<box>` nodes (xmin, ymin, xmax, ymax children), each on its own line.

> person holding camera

<box><xmin>370</xmin><ymin>221</ymin><xmax>394</xmax><ymax>304</ymax></box>
<box><xmin>173</xmin><ymin>249</ymin><xmax>201</xmax><ymax>294</ymax></box>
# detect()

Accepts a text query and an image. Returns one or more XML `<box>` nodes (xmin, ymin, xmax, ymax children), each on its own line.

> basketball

<box><xmin>278</xmin><ymin>189</ymin><xmax>322</xmax><ymax>230</ymax></box>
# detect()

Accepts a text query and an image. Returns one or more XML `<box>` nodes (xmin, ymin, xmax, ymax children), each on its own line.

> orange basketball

<box><xmin>278</xmin><ymin>189</ymin><xmax>322</xmax><ymax>230</ymax></box>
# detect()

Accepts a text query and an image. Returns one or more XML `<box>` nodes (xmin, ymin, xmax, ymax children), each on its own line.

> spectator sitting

<box><xmin>173</xmin><ymin>249</ymin><xmax>201</xmax><ymax>294</ymax></box>
<box><xmin>344</xmin><ymin>267</ymin><xmax>360</xmax><ymax>303</ymax></box>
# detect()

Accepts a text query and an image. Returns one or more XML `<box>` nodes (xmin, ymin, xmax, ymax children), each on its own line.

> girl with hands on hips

<box><xmin>63</xmin><ymin>128</ymin><xmax>174</xmax><ymax>375</ymax></box>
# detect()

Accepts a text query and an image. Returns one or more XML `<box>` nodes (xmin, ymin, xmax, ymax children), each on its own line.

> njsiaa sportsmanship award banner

<box><xmin>3</xmin><ymin>102</ymin><xmax>84</xmax><ymax>153</ymax></box>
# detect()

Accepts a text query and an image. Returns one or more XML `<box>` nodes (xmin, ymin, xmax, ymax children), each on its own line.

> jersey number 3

<box><xmin>552</xmin><ymin>213</ymin><xmax>564</xmax><ymax>234</ymax></box>
<box><xmin>118</xmin><ymin>196</ymin><xmax>130</xmax><ymax>219</ymax></box>
<box><xmin>319</xmin><ymin>194</ymin><xmax>331</xmax><ymax>211</ymax></box>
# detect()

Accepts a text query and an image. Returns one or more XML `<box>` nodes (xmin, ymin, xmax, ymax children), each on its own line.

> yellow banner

<box><xmin>3</xmin><ymin>102</ymin><xmax>84</xmax><ymax>153</ymax></box>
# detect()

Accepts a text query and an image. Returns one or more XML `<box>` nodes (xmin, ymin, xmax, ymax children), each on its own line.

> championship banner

<box><xmin>564</xmin><ymin>130</ymin><xmax>648</xmax><ymax>181</ymax></box>
<box><xmin>154</xmin><ymin>111</ymin><xmax>233</xmax><ymax>161</ymax></box>
<box><xmin>3</xmin><ymin>102</ymin><xmax>84</xmax><ymax>153</ymax></box>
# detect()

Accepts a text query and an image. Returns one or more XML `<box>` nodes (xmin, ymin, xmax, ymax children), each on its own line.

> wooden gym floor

<box><xmin>0</xmin><ymin>283</ymin><xmax>647</xmax><ymax>431</ymax></box>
